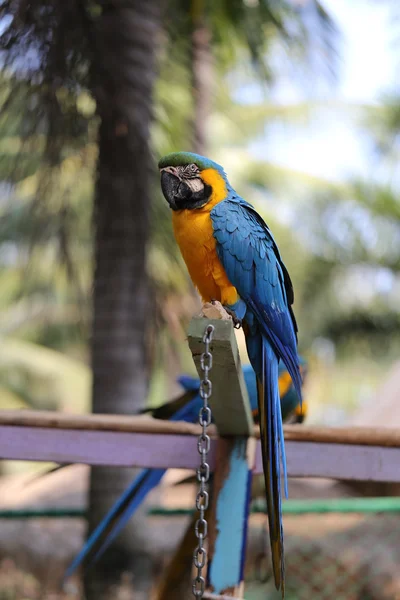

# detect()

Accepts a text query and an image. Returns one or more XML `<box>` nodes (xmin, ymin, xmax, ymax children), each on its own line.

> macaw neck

<box><xmin>199</xmin><ymin>168</ymin><xmax>238</xmax><ymax>212</ymax></box>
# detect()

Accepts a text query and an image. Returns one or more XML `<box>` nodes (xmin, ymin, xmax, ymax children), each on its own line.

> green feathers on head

<box><xmin>158</xmin><ymin>151</ymin><xmax>225</xmax><ymax>175</ymax></box>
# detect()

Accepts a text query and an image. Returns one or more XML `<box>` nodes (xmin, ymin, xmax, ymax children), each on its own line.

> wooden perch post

<box><xmin>188</xmin><ymin>312</ymin><xmax>255</xmax><ymax>599</ymax></box>
<box><xmin>187</xmin><ymin>314</ymin><xmax>253</xmax><ymax>436</ymax></box>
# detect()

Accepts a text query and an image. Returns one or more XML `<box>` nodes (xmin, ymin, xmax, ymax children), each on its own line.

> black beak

<box><xmin>160</xmin><ymin>171</ymin><xmax>192</xmax><ymax>210</ymax></box>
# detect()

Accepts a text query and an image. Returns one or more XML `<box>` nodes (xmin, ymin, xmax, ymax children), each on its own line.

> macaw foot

<box><xmin>201</xmin><ymin>301</ymin><xmax>231</xmax><ymax>321</ymax></box>
<box><xmin>224</xmin><ymin>307</ymin><xmax>242</xmax><ymax>329</ymax></box>
<box><xmin>203</xmin><ymin>300</ymin><xmax>243</xmax><ymax>328</ymax></box>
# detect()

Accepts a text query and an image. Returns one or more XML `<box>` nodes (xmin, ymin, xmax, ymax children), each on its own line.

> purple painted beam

<box><xmin>0</xmin><ymin>426</ymin><xmax>214</xmax><ymax>469</ymax></box>
<box><xmin>1</xmin><ymin>425</ymin><xmax>400</xmax><ymax>482</ymax></box>
<box><xmin>257</xmin><ymin>442</ymin><xmax>400</xmax><ymax>483</ymax></box>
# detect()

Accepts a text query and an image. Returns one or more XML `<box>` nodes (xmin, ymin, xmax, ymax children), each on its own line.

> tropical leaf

<box><xmin>0</xmin><ymin>338</ymin><xmax>91</xmax><ymax>412</ymax></box>
<box><xmin>0</xmin><ymin>384</ymin><xmax>28</xmax><ymax>410</ymax></box>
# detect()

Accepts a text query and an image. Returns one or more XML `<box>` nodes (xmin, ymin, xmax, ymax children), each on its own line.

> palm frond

<box><xmin>0</xmin><ymin>337</ymin><xmax>91</xmax><ymax>412</ymax></box>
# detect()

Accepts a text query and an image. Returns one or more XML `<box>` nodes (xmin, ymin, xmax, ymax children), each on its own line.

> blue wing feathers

<box><xmin>226</xmin><ymin>219</ymin><xmax>238</xmax><ymax>233</ymax></box>
<box><xmin>249</xmin><ymin>296</ymin><xmax>302</xmax><ymax>401</ymax></box>
<box><xmin>243</xmin><ymin>244</ymin><xmax>254</xmax><ymax>270</ymax></box>
<box><xmin>214</xmin><ymin>199</ymin><xmax>300</xmax><ymax>389</ymax></box>
<box><xmin>212</xmin><ymin>196</ymin><xmax>301</xmax><ymax>596</ymax></box>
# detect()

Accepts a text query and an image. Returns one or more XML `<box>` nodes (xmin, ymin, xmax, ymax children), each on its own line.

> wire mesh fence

<box><xmin>244</xmin><ymin>510</ymin><xmax>400</xmax><ymax>600</ymax></box>
<box><xmin>1</xmin><ymin>498</ymin><xmax>400</xmax><ymax>599</ymax></box>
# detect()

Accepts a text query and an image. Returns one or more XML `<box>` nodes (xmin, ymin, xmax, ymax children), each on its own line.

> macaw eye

<box><xmin>185</xmin><ymin>164</ymin><xmax>199</xmax><ymax>176</ymax></box>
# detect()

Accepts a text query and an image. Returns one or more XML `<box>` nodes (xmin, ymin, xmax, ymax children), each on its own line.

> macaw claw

<box><xmin>224</xmin><ymin>307</ymin><xmax>242</xmax><ymax>329</ymax></box>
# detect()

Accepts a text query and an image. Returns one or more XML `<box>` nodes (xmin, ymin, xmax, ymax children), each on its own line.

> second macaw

<box><xmin>65</xmin><ymin>362</ymin><xmax>306</xmax><ymax>580</ymax></box>
<box><xmin>159</xmin><ymin>151</ymin><xmax>302</xmax><ymax>596</ymax></box>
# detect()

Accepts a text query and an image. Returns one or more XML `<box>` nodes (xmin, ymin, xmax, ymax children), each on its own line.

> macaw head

<box><xmin>158</xmin><ymin>151</ymin><xmax>228</xmax><ymax>211</ymax></box>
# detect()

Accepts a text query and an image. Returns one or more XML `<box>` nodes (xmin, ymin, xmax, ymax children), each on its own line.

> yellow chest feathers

<box><xmin>171</xmin><ymin>168</ymin><xmax>238</xmax><ymax>305</ymax></box>
<box><xmin>172</xmin><ymin>208</ymin><xmax>217</xmax><ymax>272</ymax></box>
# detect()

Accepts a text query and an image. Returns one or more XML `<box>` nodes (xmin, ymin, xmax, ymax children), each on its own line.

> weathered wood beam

<box><xmin>283</xmin><ymin>424</ymin><xmax>400</xmax><ymax>448</ymax></box>
<box><xmin>0</xmin><ymin>410</ymin><xmax>205</xmax><ymax>435</ymax></box>
<box><xmin>1</xmin><ymin>423</ymin><xmax>400</xmax><ymax>482</ymax></box>
<box><xmin>2</xmin><ymin>410</ymin><xmax>400</xmax><ymax>449</ymax></box>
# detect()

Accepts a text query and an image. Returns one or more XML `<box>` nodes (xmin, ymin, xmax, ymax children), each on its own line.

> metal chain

<box><xmin>192</xmin><ymin>324</ymin><xmax>214</xmax><ymax>598</ymax></box>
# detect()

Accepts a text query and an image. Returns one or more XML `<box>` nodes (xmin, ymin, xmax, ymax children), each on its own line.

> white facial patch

<box><xmin>185</xmin><ymin>177</ymin><xmax>204</xmax><ymax>193</ymax></box>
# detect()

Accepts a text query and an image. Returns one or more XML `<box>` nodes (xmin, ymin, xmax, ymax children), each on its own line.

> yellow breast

<box><xmin>172</xmin><ymin>168</ymin><xmax>239</xmax><ymax>306</ymax></box>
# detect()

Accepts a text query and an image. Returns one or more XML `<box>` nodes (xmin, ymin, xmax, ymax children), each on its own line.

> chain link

<box><xmin>192</xmin><ymin>324</ymin><xmax>214</xmax><ymax>598</ymax></box>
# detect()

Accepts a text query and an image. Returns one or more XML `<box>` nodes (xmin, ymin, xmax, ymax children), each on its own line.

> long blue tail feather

<box><xmin>249</xmin><ymin>333</ymin><xmax>285</xmax><ymax>596</ymax></box>
<box><xmin>247</xmin><ymin>296</ymin><xmax>302</xmax><ymax>405</ymax></box>
<box><xmin>64</xmin><ymin>468</ymin><xmax>165</xmax><ymax>581</ymax></box>
<box><xmin>89</xmin><ymin>468</ymin><xmax>165</xmax><ymax>565</ymax></box>
<box><xmin>277</xmin><ymin>394</ymin><xmax>289</xmax><ymax>499</ymax></box>
<box><xmin>264</xmin><ymin>337</ymin><xmax>285</xmax><ymax>594</ymax></box>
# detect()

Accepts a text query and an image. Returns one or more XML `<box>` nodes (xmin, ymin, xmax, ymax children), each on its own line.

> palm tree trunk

<box><xmin>191</xmin><ymin>0</ymin><xmax>213</xmax><ymax>155</ymax></box>
<box><xmin>85</xmin><ymin>2</ymin><xmax>162</xmax><ymax>599</ymax></box>
<box><xmin>153</xmin><ymin>8</ymin><xmax>215</xmax><ymax>600</ymax></box>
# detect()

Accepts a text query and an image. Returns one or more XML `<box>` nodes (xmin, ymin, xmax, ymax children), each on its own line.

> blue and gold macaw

<box><xmin>65</xmin><ymin>363</ymin><xmax>306</xmax><ymax>581</ymax></box>
<box><xmin>159</xmin><ymin>152</ymin><xmax>302</xmax><ymax>596</ymax></box>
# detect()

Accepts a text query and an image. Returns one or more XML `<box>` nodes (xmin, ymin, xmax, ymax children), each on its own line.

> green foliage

<box><xmin>164</xmin><ymin>0</ymin><xmax>337</xmax><ymax>76</ymax></box>
<box><xmin>0</xmin><ymin>338</ymin><xmax>90</xmax><ymax>412</ymax></box>
<box><xmin>364</xmin><ymin>94</ymin><xmax>400</xmax><ymax>157</ymax></box>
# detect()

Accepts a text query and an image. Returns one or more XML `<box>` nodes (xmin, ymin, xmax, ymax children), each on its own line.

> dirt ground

<box><xmin>1</xmin><ymin>466</ymin><xmax>400</xmax><ymax>599</ymax></box>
